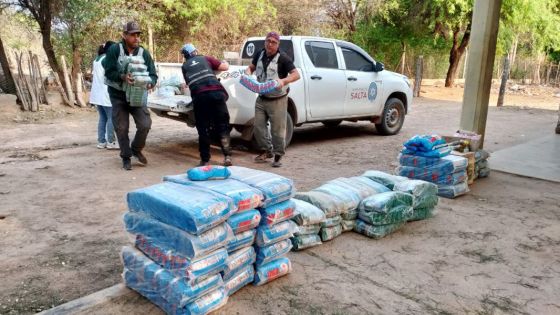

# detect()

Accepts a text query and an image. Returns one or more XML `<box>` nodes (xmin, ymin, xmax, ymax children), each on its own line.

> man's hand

<box><xmin>121</xmin><ymin>73</ymin><xmax>134</xmax><ymax>85</ymax></box>
<box><xmin>276</xmin><ymin>79</ymin><xmax>285</xmax><ymax>89</ymax></box>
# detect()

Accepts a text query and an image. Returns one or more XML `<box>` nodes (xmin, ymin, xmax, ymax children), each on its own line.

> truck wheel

<box><xmin>375</xmin><ymin>98</ymin><xmax>405</xmax><ymax>135</ymax></box>
<box><xmin>322</xmin><ymin>120</ymin><xmax>342</xmax><ymax>128</ymax></box>
<box><xmin>251</xmin><ymin>113</ymin><xmax>294</xmax><ymax>150</ymax></box>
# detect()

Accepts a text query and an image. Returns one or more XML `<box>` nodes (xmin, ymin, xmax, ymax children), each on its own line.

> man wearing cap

<box><xmin>245</xmin><ymin>31</ymin><xmax>300</xmax><ymax>168</ymax></box>
<box><xmin>104</xmin><ymin>21</ymin><xmax>157</xmax><ymax>170</ymax></box>
<box><xmin>180</xmin><ymin>43</ymin><xmax>232</xmax><ymax>166</ymax></box>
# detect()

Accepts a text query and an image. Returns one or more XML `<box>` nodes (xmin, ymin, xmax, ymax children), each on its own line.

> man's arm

<box><xmin>103</xmin><ymin>45</ymin><xmax>122</xmax><ymax>83</ymax></box>
<box><xmin>245</xmin><ymin>64</ymin><xmax>256</xmax><ymax>75</ymax></box>
<box><xmin>278</xmin><ymin>68</ymin><xmax>300</xmax><ymax>87</ymax></box>
<box><xmin>143</xmin><ymin>49</ymin><xmax>158</xmax><ymax>89</ymax></box>
<box><xmin>206</xmin><ymin>56</ymin><xmax>229</xmax><ymax>72</ymax></box>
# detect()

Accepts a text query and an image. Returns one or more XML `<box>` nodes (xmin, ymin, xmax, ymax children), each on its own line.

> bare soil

<box><xmin>0</xmin><ymin>86</ymin><xmax>559</xmax><ymax>315</ymax></box>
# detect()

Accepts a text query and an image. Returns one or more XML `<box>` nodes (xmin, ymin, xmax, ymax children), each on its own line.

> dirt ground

<box><xmin>0</xmin><ymin>85</ymin><xmax>559</xmax><ymax>315</ymax></box>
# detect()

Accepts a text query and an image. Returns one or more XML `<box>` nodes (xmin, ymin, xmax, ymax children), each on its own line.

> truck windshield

<box><xmin>241</xmin><ymin>40</ymin><xmax>294</xmax><ymax>65</ymax></box>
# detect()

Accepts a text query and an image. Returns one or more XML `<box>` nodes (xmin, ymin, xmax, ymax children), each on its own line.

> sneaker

<box><xmin>132</xmin><ymin>151</ymin><xmax>148</xmax><ymax>165</ymax></box>
<box><xmin>254</xmin><ymin>151</ymin><xmax>273</xmax><ymax>163</ymax></box>
<box><xmin>122</xmin><ymin>158</ymin><xmax>132</xmax><ymax>171</ymax></box>
<box><xmin>272</xmin><ymin>155</ymin><xmax>282</xmax><ymax>168</ymax></box>
<box><xmin>96</xmin><ymin>142</ymin><xmax>107</xmax><ymax>149</ymax></box>
<box><xmin>106</xmin><ymin>142</ymin><xmax>119</xmax><ymax>150</ymax></box>
<box><xmin>223</xmin><ymin>156</ymin><xmax>232</xmax><ymax>166</ymax></box>
<box><xmin>197</xmin><ymin>160</ymin><xmax>209</xmax><ymax>167</ymax></box>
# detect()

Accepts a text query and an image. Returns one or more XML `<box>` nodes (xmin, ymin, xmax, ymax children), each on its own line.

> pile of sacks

<box><xmin>396</xmin><ymin>135</ymin><xmax>470</xmax><ymax>198</ymax></box>
<box><xmin>475</xmin><ymin>149</ymin><xmax>490</xmax><ymax>179</ymax></box>
<box><xmin>122</xmin><ymin>56</ymin><xmax>152</xmax><ymax>107</ymax></box>
<box><xmin>122</xmin><ymin>165</ymin><xmax>296</xmax><ymax>315</ymax></box>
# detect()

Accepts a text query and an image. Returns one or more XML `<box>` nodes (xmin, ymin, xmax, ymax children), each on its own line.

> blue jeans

<box><xmin>97</xmin><ymin>105</ymin><xmax>115</xmax><ymax>143</ymax></box>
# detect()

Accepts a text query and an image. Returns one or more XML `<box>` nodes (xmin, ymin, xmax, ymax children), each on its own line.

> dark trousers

<box><xmin>110</xmin><ymin>94</ymin><xmax>152</xmax><ymax>159</ymax></box>
<box><xmin>192</xmin><ymin>91</ymin><xmax>231</xmax><ymax>162</ymax></box>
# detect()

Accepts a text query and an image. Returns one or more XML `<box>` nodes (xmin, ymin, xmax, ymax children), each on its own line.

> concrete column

<box><xmin>460</xmin><ymin>0</ymin><xmax>502</xmax><ymax>148</ymax></box>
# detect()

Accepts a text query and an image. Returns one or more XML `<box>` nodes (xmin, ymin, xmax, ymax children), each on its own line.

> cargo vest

<box><xmin>104</xmin><ymin>43</ymin><xmax>144</xmax><ymax>91</ymax></box>
<box><xmin>183</xmin><ymin>55</ymin><xmax>221</xmax><ymax>92</ymax></box>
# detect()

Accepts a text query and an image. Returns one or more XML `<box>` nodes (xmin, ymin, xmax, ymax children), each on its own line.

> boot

<box><xmin>220</xmin><ymin>136</ymin><xmax>232</xmax><ymax>166</ymax></box>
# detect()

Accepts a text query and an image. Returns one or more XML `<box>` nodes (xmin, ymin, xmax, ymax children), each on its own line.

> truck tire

<box><xmin>322</xmin><ymin>120</ymin><xmax>342</xmax><ymax>128</ymax></box>
<box><xmin>251</xmin><ymin>113</ymin><xmax>294</xmax><ymax>150</ymax></box>
<box><xmin>375</xmin><ymin>98</ymin><xmax>405</xmax><ymax>135</ymax></box>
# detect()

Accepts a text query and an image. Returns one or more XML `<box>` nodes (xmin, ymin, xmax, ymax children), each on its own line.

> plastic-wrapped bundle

<box><xmin>403</xmin><ymin>134</ymin><xmax>446</xmax><ymax>152</ymax></box>
<box><xmin>239</xmin><ymin>75</ymin><xmax>280</xmax><ymax>94</ymax></box>
<box><xmin>121</xmin><ymin>246</ymin><xmax>223</xmax><ymax>307</ymax></box>
<box><xmin>224</xmin><ymin>265</ymin><xmax>255</xmax><ymax>296</ymax></box>
<box><xmin>326</xmin><ymin>177</ymin><xmax>378</xmax><ymax>200</ymax></box>
<box><xmin>354</xmin><ymin>220</ymin><xmax>405</xmax><ymax>239</ymax></box>
<box><xmin>343</xmin><ymin>176</ymin><xmax>391</xmax><ymax>196</ymax></box>
<box><xmin>474</xmin><ymin>149</ymin><xmax>490</xmax><ymax>162</ymax></box>
<box><xmin>124</xmin><ymin>212</ymin><xmax>230</xmax><ymax>260</ymax></box>
<box><xmin>396</xmin><ymin>166</ymin><xmax>467</xmax><ymax>186</ymax></box>
<box><xmin>164</xmin><ymin>175</ymin><xmax>263</xmax><ymax>213</ymax></box>
<box><xmin>393</xmin><ymin>179</ymin><xmax>439</xmax><ymax>209</ymax></box>
<box><xmin>185</xmin><ymin>287</ymin><xmax>228</xmax><ymax>315</ymax></box>
<box><xmin>255</xmin><ymin>239</ymin><xmax>292</xmax><ymax>266</ymax></box>
<box><xmin>478</xmin><ymin>167</ymin><xmax>490</xmax><ymax>178</ymax></box>
<box><xmin>135</xmin><ymin>234</ymin><xmax>227</xmax><ymax>281</ymax></box>
<box><xmin>227</xmin><ymin>210</ymin><xmax>261</xmax><ymax>234</ymax></box>
<box><xmin>259</xmin><ymin>199</ymin><xmax>295</xmax><ymax>226</ymax></box>
<box><xmin>255</xmin><ymin>220</ymin><xmax>298</xmax><ymax>247</ymax></box>
<box><xmin>132</xmin><ymin>75</ymin><xmax>152</xmax><ymax>87</ymax></box>
<box><xmin>226</xmin><ymin>229</ymin><xmax>256</xmax><ymax>253</ymax></box>
<box><xmin>398</xmin><ymin>153</ymin><xmax>441</xmax><ymax>168</ymax></box>
<box><xmin>292</xmin><ymin>199</ymin><xmax>326</xmax><ymax>226</ymax></box>
<box><xmin>228</xmin><ymin>166</ymin><xmax>295</xmax><ymax>207</ymax></box>
<box><xmin>127</xmin><ymin>182</ymin><xmax>234</xmax><ymax>235</ymax></box>
<box><xmin>126</xmin><ymin>85</ymin><xmax>148</xmax><ymax>107</ymax></box>
<box><xmin>399</xmin><ymin>154</ymin><xmax>468</xmax><ymax>173</ymax></box>
<box><xmin>401</xmin><ymin>146</ymin><xmax>451</xmax><ymax>158</ymax></box>
<box><xmin>437</xmin><ymin>181</ymin><xmax>469</xmax><ymax>199</ymax></box>
<box><xmin>361</xmin><ymin>170</ymin><xmax>408</xmax><ymax>190</ymax></box>
<box><xmin>253</xmin><ymin>257</ymin><xmax>292</xmax><ymax>286</ymax></box>
<box><xmin>320</xmin><ymin>224</ymin><xmax>342</xmax><ymax>241</ymax></box>
<box><xmin>314</xmin><ymin>181</ymin><xmax>361</xmax><ymax>213</ymax></box>
<box><xmin>187</xmin><ymin>165</ymin><xmax>231</xmax><ymax>181</ymax></box>
<box><xmin>293</xmin><ymin>191</ymin><xmax>344</xmax><ymax>218</ymax></box>
<box><xmin>159</xmin><ymin>75</ymin><xmax>183</xmax><ymax>88</ymax></box>
<box><xmin>341</xmin><ymin>219</ymin><xmax>356</xmax><ymax>232</ymax></box>
<box><xmin>222</xmin><ymin>246</ymin><xmax>256</xmax><ymax>281</ymax></box>
<box><xmin>341</xmin><ymin>208</ymin><xmax>358</xmax><ymax>220</ymax></box>
<box><xmin>358</xmin><ymin>192</ymin><xmax>413</xmax><ymax>226</ymax></box>
<box><xmin>127</xmin><ymin>63</ymin><xmax>148</xmax><ymax>73</ymax></box>
<box><xmin>408</xmin><ymin>207</ymin><xmax>437</xmax><ymax>221</ymax></box>
<box><xmin>321</xmin><ymin>215</ymin><xmax>342</xmax><ymax>228</ymax></box>
<box><xmin>291</xmin><ymin>234</ymin><xmax>322</xmax><ymax>251</ymax></box>
<box><xmin>293</xmin><ymin>224</ymin><xmax>320</xmax><ymax>236</ymax></box>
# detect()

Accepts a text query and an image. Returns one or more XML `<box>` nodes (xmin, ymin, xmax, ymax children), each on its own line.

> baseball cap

<box><xmin>123</xmin><ymin>21</ymin><xmax>141</xmax><ymax>34</ymax></box>
<box><xmin>181</xmin><ymin>43</ymin><xmax>197</xmax><ymax>56</ymax></box>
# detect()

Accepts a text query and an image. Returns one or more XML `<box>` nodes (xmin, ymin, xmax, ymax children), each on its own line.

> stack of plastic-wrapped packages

<box><xmin>122</xmin><ymin>56</ymin><xmax>152</xmax><ymax>107</ymax></box>
<box><xmin>475</xmin><ymin>149</ymin><xmax>490</xmax><ymax>179</ymax></box>
<box><xmin>396</xmin><ymin>135</ymin><xmax>470</xmax><ymax>198</ymax></box>
<box><xmin>290</xmin><ymin>199</ymin><xmax>325</xmax><ymax>250</ymax></box>
<box><xmin>228</xmin><ymin>166</ymin><xmax>297</xmax><ymax>287</ymax></box>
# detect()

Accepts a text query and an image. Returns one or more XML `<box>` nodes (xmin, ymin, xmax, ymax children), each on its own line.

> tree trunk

<box><xmin>445</xmin><ymin>24</ymin><xmax>471</xmax><ymax>87</ymax></box>
<box><xmin>61</xmin><ymin>55</ymin><xmax>75</xmax><ymax>105</ymax></box>
<box><xmin>497</xmin><ymin>55</ymin><xmax>509</xmax><ymax>107</ymax></box>
<box><xmin>413</xmin><ymin>55</ymin><xmax>423</xmax><ymax>97</ymax></box>
<box><xmin>0</xmin><ymin>35</ymin><xmax>17</xmax><ymax>95</ymax></box>
<box><xmin>71</xmin><ymin>44</ymin><xmax>86</xmax><ymax>107</ymax></box>
<box><xmin>508</xmin><ymin>35</ymin><xmax>518</xmax><ymax>76</ymax></box>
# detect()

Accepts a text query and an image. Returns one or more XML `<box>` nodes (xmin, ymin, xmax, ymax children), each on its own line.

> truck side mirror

<box><xmin>374</xmin><ymin>62</ymin><xmax>384</xmax><ymax>72</ymax></box>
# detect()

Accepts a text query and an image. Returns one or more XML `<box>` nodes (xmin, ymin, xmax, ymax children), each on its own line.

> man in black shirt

<box><xmin>245</xmin><ymin>32</ymin><xmax>300</xmax><ymax>167</ymax></box>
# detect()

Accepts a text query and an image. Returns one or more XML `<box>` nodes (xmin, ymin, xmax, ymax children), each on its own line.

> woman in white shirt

<box><xmin>90</xmin><ymin>41</ymin><xmax>118</xmax><ymax>149</ymax></box>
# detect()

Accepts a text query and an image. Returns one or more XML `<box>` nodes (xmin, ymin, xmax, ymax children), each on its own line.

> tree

<box><xmin>0</xmin><ymin>34</ymin><xmax>17</xmax><ymax>94</ymax></box>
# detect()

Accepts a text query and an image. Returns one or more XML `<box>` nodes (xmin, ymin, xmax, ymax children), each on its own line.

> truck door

<box><xmin>341</xmin><ymin>47</ymin><xmax>383</xmax><ymax>116</ymax></box>
<box><xmin>303</xmin><ymin>40</ymin><xmax>346</xmax><ymax>119</ymax></box>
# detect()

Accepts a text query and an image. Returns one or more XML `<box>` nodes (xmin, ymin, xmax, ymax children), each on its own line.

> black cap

<box><xmin>123</xmin><ymin>21</ymin><xmax>141</xmax><ymax>34</ymax></box>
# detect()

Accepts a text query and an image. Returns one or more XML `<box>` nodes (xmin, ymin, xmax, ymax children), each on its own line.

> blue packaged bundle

<box><xmin>240</xmin><ymin>74</ymin><xmax>280</xmax><ymax>94</ymax></box>
<box><xmin>361</xmin><ymin>170</ymin><xmax>408</xmax><ymax>190</ymax></box>
<box><xmin>292</xmin><ymin>199</ymin><xmax>326</xmax><ymax>226</ymax></box>
<box><xmin>399</xmin><ymin>154</ymin><xmax>468</xmax><ymax>174</ymax></box>
<box><xmin>437</xmin><ymin>181</ymin><xmax>469</xmax><ymax>199</ymax></box>
<box><xmin>398</xmin><ymin>153</ymin><xmax>441</xmax><ymax>168</ymax></box>
<box><xmin>185</xmin><ymin>287</ymin><xmax>228</xmax><ymax>315</ymax></box>
<box><xmin>127</xmin><ymin>182</ymin><xmax>234</xmax><ymax>235</ymax></box>
<box><xmin>259</xmin><ymin>199</ymin><xmax>295</xmax><ymax>226</ymax></box>
<box><xmin>226</xmin><ymin>229</ymin><xmax>256</xmax><ymax>253</ymax></box>
<box><xmin>397</xmin><ymin>166</ymin><xmax>467</xmax><ymax>185</ymax></box>
<box><xmin>255</xmin><ymin>220</ymin><xmax>298</xmax><ymax>247</ymax></box>
<box><xmin>253</xmin><ymin>257</ymin><xmax>292</xmax><ymax>286</ymax></box>
<box><xmin>293</xmin><ymin>191</ymin><xmax>345</xmax><ymax>218</ymax></box>
<box><xmin>164</xmin><ymin>175</ymin><xmax>263</xmax><ymax>212</ymax></box>
<box><xmin>222</xmin><ymin>246</ymin><xmax>256</xmax><ymax>281</ymax></box>
<box><xmin>135</xmin><ymin>234</ymin><xmax>227</xmax><ymax>281</ymax></box>
<box><xmin>121</xmin><ymin>246</ymin><xmax>223</xmax><ymax>307</ymax></box>
<box><xmin>187</xmin><ymin>165</ymin><xmax>231</xmax><ymax>181</ymax></box>
<box><xmin>358</xmin><ymin>192</ymin><xmax>413</xmax><ymax>226</ymax></box>
<box><xmin>227</xmin><ymin>210</ymin><xmax>261</xmax><ymax>234</ymax></box>
<box><xmin>224</xmin><ymin>265</ymin><xmax>255</xmax><ymax>296</ymax></box>
<box><xmin>401</xmin><ymin>146</ymin><xmax>451</xmax><ymax>158</ymax></box>
<box><xmin>255</xmin><ymin>238</ymin><xmax>292</xmax><ymax>266</ymax></box>
<box><xmin>228</xmin><ymin>166</ymin><xmax>295</xmax><ymax>207</ymax></box>
<box><xmin>403</xmin><ymin>135</ymin><xmax>446</xmax><ymax>152</ymax></box>
<box><xmin>314</xmin><ymin>181</ymin><xmax>362</xmax><ymax>213</ymax></box>
<box><xmin>124</xmin><ymin>212</ymin><xmax>231</xmax><ymax>259</ymax></box>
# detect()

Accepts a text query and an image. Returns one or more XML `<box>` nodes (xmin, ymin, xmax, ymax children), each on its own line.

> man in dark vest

<box><xmin>103</xmin><ymin>21</ymin><xmax>157</xmax><ymax>170</ymax></box>
<box><xmin>181</xmin><ymin>43</ymin><xmax>232</xmax><ymax>166</ymax></box>
<box><xmin>245</xmin><ymin>31</ymin><xmax>300</xmax><ymax>168</ymax></box>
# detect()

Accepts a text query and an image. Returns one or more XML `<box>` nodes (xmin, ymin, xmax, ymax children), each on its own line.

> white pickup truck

<box><xmin>148</xmin><ymin>36</ymin><xmax>413</xmax><ymax>145</ymax></box>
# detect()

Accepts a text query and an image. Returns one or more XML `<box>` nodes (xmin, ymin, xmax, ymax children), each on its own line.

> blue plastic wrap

<box><xmin>358</xmin><ymin>192</ymin><xmax>413</xmax><ymax>226</ymax></box>
<box><xmin>224</xmin><ymin>265</ymin><xmax>255</xmax><ymax>296</ymax></box>
<box><xmin>184</xmin><ymin>288</ymin><xmax>228</xmax><ymax>315</ymax></box>
<box><xmin>437</xmin><ymin>181</ymin><xmax>469</xmax><ymax>198</ymax></box>
<box><xmin>314</xmin><ymin>181</ymin><xmax>361</xmax><ymax>213</ymax></box>
<box><xmin>228</xmin><ymin>166</ymin><xmax>295</xmax><ymax>207</ymax></box>
<box><xmin>401</xmin><ymin>146</ymin><xmax>451</xmax><ymax>158</ymax></box>
<box><xmin>292</xmin><ymin>199</ymin><xmax>326</xmax><ymax>226</ymax></box>
<box><xmin>135</xmin><ymin>234</ymin><xmax>227</xmax><ymax>282</ymax></box>
<box><xmin>259</xmin><ymin>199</ymin><xmax>295</xmax><ymax>226</ymax></box>
<box><xmin>253</xmin><ymin>257</ymin><xmax>292</xmax><ymax>286</ymax></box>
<box><xmin>227</xmin><ymin>210</ymin><xmax>261</xmax><ymax>234</ymax></box>
<box><xmin>361</xmin><ymin>170</ymin><xmax>408</xmax><ymax>190</ymax></box>
<box><xmin>121</xmin><ymin>246</ymin><xmax>223</xmax><ymax>308</ymax></box>
<box><xmin>124</xmin><ymin>212</ymin><xmax>231</xmax><ymax>260</ymax></box>
<box><xmin>399</xmin><ymin>154</ymin><xmax>468</xmax><ymax>172</ymax></box>
<box><xmin>164</xmin><ymin>175</ymin><xmax>263</xmax><ymax>212</ymax></box>
<box><xmin>226</xmin><ymin>229</ymin><xmax>256</xmax><ymax>253</ymax></box>
<box><xmin>403</xmin><ymin>134</ymin><xmax>446</xmax><ymax>152</ymax></box>
<box><xmin>222</xmin><ymin>246</ymin><xmax>256</xmax><ymax>281</ymax></box>
<box><xmin>240</xmin><ymin>74</ymin><xmax>280</xmax><ymax>94</ymax></box>
<box><xmin>397</xmin><ymin>166</ymin><xmax>467</xmax><ymax>185</ymax></box>
<box><xmin>293</xmin><ymin>191</ymin><xmax>344</xmax><ymax>218</ymax></box>
<box><xmin>255</xmin><ymin>220</ymin><xmax>298</xmax><ymax>247</ymax></box>
<box><xmin>320</xmin><ymin>215</ymin><xmax>342</xmax><ymax>228</ymax></box>
<box><xmin>127</xmin><ymin>182</ymin><xmax>234</xmax><ymax>235</ymax></box>
<box><xmin>255</xmin><ymin>238</ymin><xmax>292</xmax><ymax>266</ymax></box>
<box><xmin>393</xmin><ymin>179</ymin><xmax>439</xmax><ymax>209</ymax></box>
<box><xmin>187</xmin><ymin>165</ymin><xmax>231</xmax><ymax>181</ymax></box>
